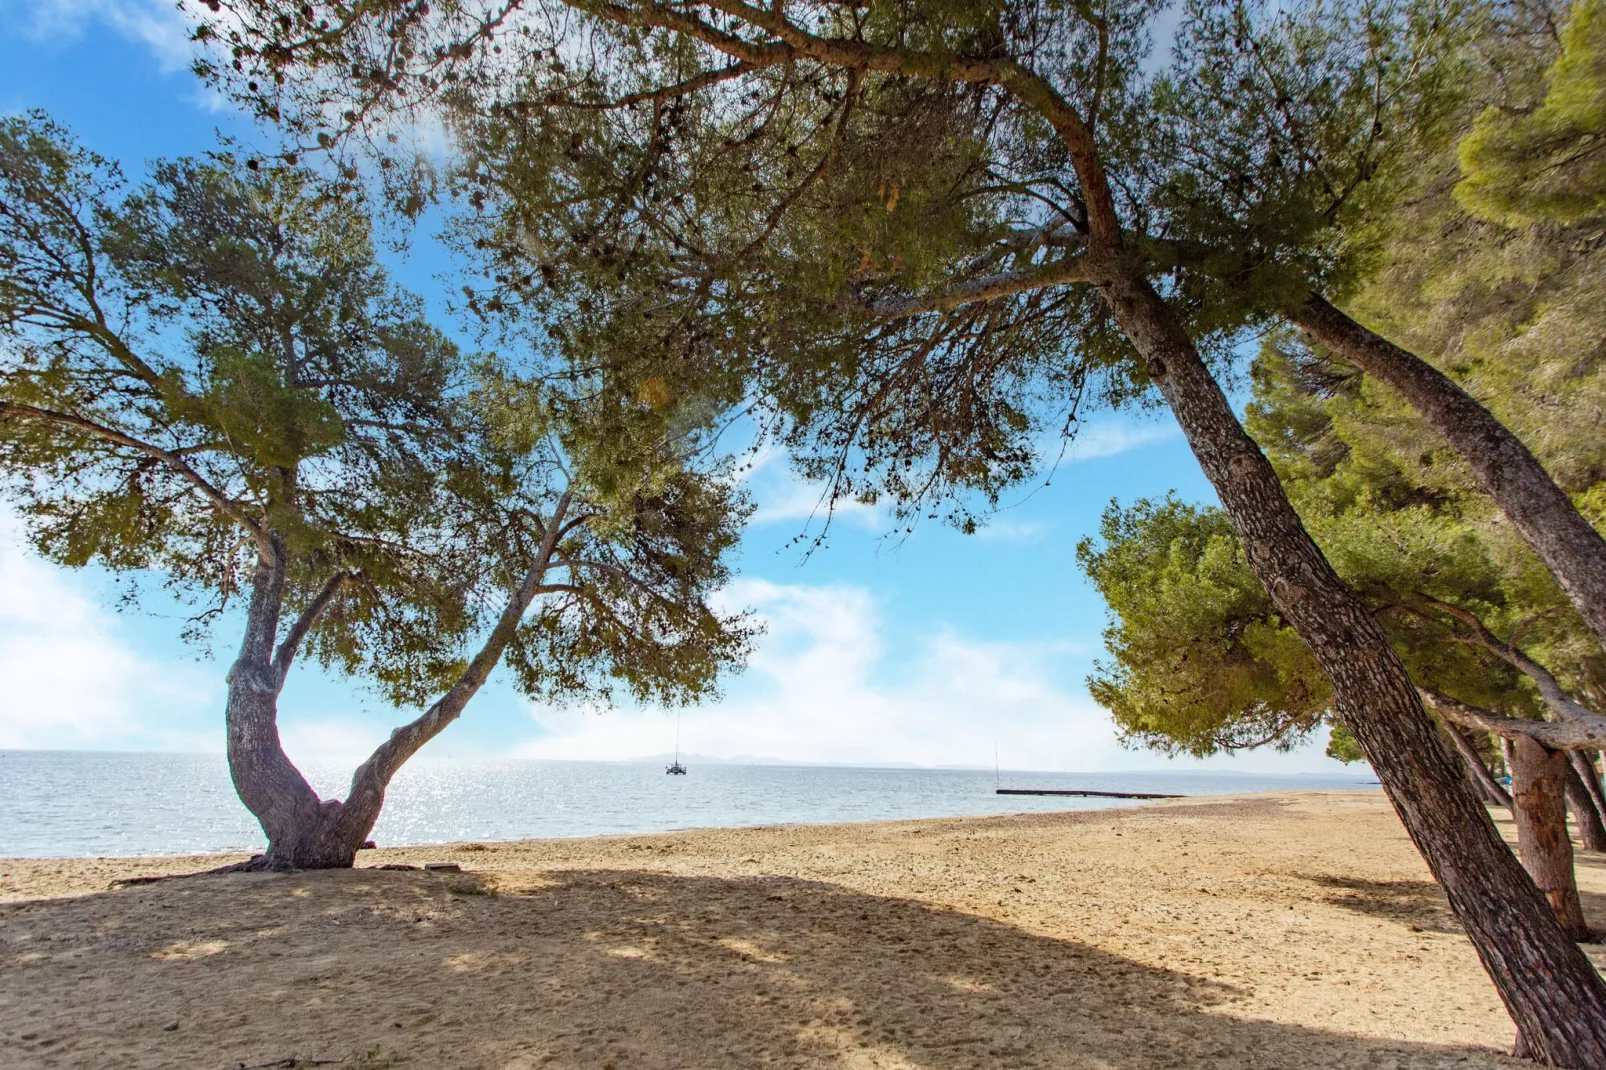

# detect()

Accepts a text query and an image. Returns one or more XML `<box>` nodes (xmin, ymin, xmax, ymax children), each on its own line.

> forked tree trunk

<box><xmin>224</xmin><ymin>500</ymin><xmax>570</xmax><ymax>870</ymax></box>
<box><xmin>1565</xmin><ymin>763</ymin><xmax>1606</xmax><ymax>853</ymax></box>
<box><xmin>1511</xmin><ymin>735</ymin><xmax>1593</xmax><ymax>941</ymax></box>
<box><xmin>1291</xmin><ymin>294</ymin><xmax>1606</xmax><ymax>658</ymax></box>
<box><xmin>1099</xmin><ymin>272</ymin><xmax>1606</xmax><ymax>1065</ymax></box>
<box><xmin>224</xmin><ymin>546</ymin><xmax>344</xmax><ymax>869</ymax></box>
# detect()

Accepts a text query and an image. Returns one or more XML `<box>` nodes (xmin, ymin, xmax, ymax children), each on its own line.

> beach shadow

<box><xmin>1303</xmin><ymin>873</ymin><xmax>1463</xmax><ymax>935</ymax></box>
<box><xmin>1305</xmin><ymin>869</ymin><xmax>1606</xmax><ymax>948</ymax></box>
<box><xmin>0</xmin><ymin>867</ymin><xmax>1522</xmax><ymax>1070</ymax></box>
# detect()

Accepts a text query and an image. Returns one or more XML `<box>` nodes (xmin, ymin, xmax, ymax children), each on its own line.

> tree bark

<box><xmin>1290</xmin><ymin>293</ymin><xmax>1606</xmax><ymax>658</ymax></box>
<box><xmin>1447</xmin><ymin>725</ymin><xmax>1515</xmax><ymax>810</ymax></box>
<box><xmin>1574</xmin><ymin>752</ymin><xmax>1606</xmax><ymax>824</ymax></box>
<box><xmin>1098</xmin><ymin>271</ymin><xmax>1606</xmax><ymax>1066</ymax></box>
<box><xmin>223</xmin><ymin>496</ymin><xmax>574</xmax><ymax>871</ymax></box>
<box><xmin>1566</xmin><ymin>762</ymin><xmax>1606</xmax><ymax>853</ymax></box>
<box><xmin>224</xmin><ymin>542</ymin><xmax>344</xmax><ymax>869</ymax></box>
<box><xmin>1511</xmin><ymin>735</ymin><xmax>1593</xmax><ymax>941</ymax></box>
<box><xmin>1420</xmin><ymin>687</ymin><xmax>1606</xmax><ymax>751</ymax></box>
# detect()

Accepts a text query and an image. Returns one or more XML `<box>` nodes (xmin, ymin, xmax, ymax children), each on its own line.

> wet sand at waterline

<box><xmin>4</xmin><ymin>792</ymin><xmax>1602</xmax><ymax>1069</ymax></box>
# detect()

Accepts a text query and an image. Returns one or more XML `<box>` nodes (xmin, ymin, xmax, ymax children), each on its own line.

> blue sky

<box><xmin>0</xmin><ymin>0</ymin><xmax>1352</xmax><ymax>774</ymax></box>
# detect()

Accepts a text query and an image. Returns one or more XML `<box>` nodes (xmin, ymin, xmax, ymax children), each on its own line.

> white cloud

<box><xmin>514</xmin><ymin>580</ymin><xmax>1251</xmax><ymax>771</ymax></box>
<box><xmin>1053</xmin><ymin>416</ymin><xmax>1182</xmax><ymax>464</ymax></box>
<box><xmin>9</xmin><ymin>0</ymin><xmax>202</xmax><ymax>73</ymax></box>
<box><xmin>970</xmin><ymin>518</ymin><xmax>1050</xmax><ymax>544</ymax></box>
<box><xmin>743</xmin><ymin>445</ymin><xmax>882</xmax><ymax>530</ymax></box>
<box><xmin>514</xmin><ymin>578</ymin><xmax>1349</xmax><ymax>774</ymax></box>
<box><xmin>0</xmin><ymin>525</ymin><xmax>214</xmax><ymax>749</ymax></box>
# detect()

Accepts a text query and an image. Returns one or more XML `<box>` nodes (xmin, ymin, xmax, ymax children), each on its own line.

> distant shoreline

<box><xmin>2</xmin><ymin>785</ymin><xmax>1385</xmax><ymax>868</ymax></box>
<box><xmin>0</xmin><ymin>746</ymin><xmax>1376</xmax><ymax>776</ymax></box>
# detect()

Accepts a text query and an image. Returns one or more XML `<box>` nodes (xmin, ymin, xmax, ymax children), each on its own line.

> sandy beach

<box><xmin>4</xmin><ymin>790</ymin><xmax>1602</xmax><ymax>1069</ymax></box>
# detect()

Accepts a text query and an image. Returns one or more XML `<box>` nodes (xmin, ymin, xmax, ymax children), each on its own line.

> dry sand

<box><xmin>4</xmin><ymin>790</ymin><xmax>1604</xmax><ymax>1069</ymax></box>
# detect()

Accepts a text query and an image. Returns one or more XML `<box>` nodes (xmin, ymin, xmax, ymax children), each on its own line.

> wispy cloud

<box><xmin>8</xmin><ymin>0</ymin><xmax>202</xmax><ymax>73</ymax></box>
<box><xmin>970</xmin><ymin>518</ymin><xmax>1050</xmax><ymax>544</ymax></box>
<box><xmin>0</xmin><ymin>522</ymin><xmax>214</xmax><ymax>750</ymax></box>
<box><xmin>1054</xmin><ymin>416</ymin><xmax>1182</xmax><ymax>464</ymax></box>
<box><xmin>513</xmin><ymin>578</ymin><xmax>1346</xmax><ymax>774</ymax></box>
<box><xmin>516</xmin><ymin>579</ymin><xmax>1122</xmax><ymax>770</ymax></box>
<box><xmin>742</xmin><ymin>446</ymin><xmax>882</xmax><ymax>530</ymax></box>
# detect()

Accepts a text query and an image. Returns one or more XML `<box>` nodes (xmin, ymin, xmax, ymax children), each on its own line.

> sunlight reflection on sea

<box><xmin>0</xmin><ymin>751</ymin><xmax>1376</xmax><ymax>858</ymax></box>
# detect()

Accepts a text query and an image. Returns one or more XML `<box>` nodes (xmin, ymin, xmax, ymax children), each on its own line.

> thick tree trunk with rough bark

<box><xmin>1291</xmin><ymin>294</ymin><xmax>1606</xmax><ymax>657</ymax></box>
<box><xmin>1098</xmin><ymin>271</ymin><xmax>1606</xmax><ymax>1066</ymax></box>
<box><xmin>1566</xmin><ymin>763</ymin><xmax>1606</xmax><ymax>853</ymax></box>
<box><xmin>1511</xmin><ymin>735</ymin><xmax>1593</xmax><ymax>941</ymax></box>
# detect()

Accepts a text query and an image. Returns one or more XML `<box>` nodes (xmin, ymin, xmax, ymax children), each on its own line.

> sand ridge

<box><xmin>2</xmin><ymin>790</ymin><xmax>1597</xmax><ymax>1068</ymax></box>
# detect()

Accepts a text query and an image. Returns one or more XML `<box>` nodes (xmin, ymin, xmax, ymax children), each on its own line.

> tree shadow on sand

<box><xmin>0</xmin><ymin>867</ymin><xmax>1524</xmax><ymax>1069</ymax></box>
<box><xmin>1301</xmin><ymin>873</ymin><xmax>1464</xmax><ymax>936</ymax></box>
<box><xmin>1305</xmin><ymin>859</ymin><xmax>1606</xmax><ymax>941</ymax></box>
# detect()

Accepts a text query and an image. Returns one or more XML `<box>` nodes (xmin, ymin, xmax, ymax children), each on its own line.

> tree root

<box><xmin>109</xmin><ymin>855</ymin><xmax>277</xmax><ymax>888</ymax></box>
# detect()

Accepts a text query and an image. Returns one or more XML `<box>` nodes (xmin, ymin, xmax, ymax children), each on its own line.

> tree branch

<box><xmin>1420</xmin><ymin>688</ymin><xmax>1606</xmax><ymax>751</ymax></box>
<box><xmin>510</xmin><ymin>60</ymin><xmax>757</xmax><ymax>111</ymax></box>
<box><xmin>271</xmin><ymin>568</ymin><xmax>361</xmax><ymax>689</ymax></box>
<box><xmin>1417</xmin><ymin>594</ymin><xmax>1599</xmax><ymax>724</ymax></box>
<box><xmin>870</xmin><ymin>255</ymin><xmax>1095</xmax><ymax>318</ymax></box>
<box><xmin>0</xmin><ymin>400</ymin><xmax>267</xmax><ymax>548</ymax></box>
<box><xmin>335</xmin><ymin>489</ymin><xmax>575</xmax><ymax>835</ymax></box>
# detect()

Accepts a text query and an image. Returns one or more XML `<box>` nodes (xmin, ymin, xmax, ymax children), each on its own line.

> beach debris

<box><xmin>374</xmin><ymin>863</ymin><xmax>419</xmax><ymax>871</ymax></box>
<box><xmin>233</xmin><ymin>1059</ymin><xmax>338</xmax><ymax>1069</ymax></box>
<box><xmin>358</xmin><ymin>840</ymin><xmax>377</xmax><ymax>850</ymax></box>
<box><xmin>161</xmin><ymin>1021</ymin><xmax>178</xmax><ymax>1031</ymax></box>
<box><xmin>424</xmin><ymin>862</ymin><xmax>463</xmax><ymax>872</ymax></box>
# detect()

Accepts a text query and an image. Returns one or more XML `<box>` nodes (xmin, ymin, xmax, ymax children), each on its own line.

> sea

<box><xmin>0</xmin><ymin>750</ymin><xmax>1378</xmax><ymax>859</ymax></box>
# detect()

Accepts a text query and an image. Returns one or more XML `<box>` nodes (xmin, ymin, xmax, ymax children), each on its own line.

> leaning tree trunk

<box><xmin>1574</xmin><ymin>752</ymin><xmax>1606</xmax><ymax>826</ymax></box>
<box><xmin>1511</xmin><ymin>735</ymin><xmax>1593</xmax><ymax>941</ymax></box>
<box><xmin>1100</xmin><ymin>271</ymin><xmax>1606</xmax><ymax>1066</ymax></box>
<box><xmin>1565</xmin><ymin>762</ymin><xmax>1606</xmax><ymax>853</ymax></box>
<box><xmin>1291</xmin><ymin>294</ymin><xmax>1606</xmax><ymax>658</ymax></box>
<box><xmin>1447</xmin><ymin>725</ymin><xmax>1515</xmax><ymax>810</ymax></box>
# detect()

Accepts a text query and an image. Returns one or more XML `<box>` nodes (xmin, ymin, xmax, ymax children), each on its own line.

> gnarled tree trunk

<box><xmin>224</xmin><ymin>545</ymin><xmax>342</xmax><ymax>869</ymax></box>
<box><xmin>1291</xmin><ymin>294</ymin><xmax>1606</xmax><ymax>658</ymax></box>
<box><xmin>1099</xmin><ymin>270</ymin><xmax>1606</xmax><ymax>1066</ymax></box>
<box><xmin>224</xmin><ymin>497</ymin><xmax>570</xmax><ymax>870</ymax></box>
<box><xmin>1511</xmin><ymin>735</ymin><xmax>1592</xmax><ymax>941</ymax></box>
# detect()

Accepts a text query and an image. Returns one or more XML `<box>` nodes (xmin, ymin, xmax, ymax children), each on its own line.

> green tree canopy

<box><xmin>1079</xmin><ymin>335</ymin><xmax>1606</xmax><ymax>764</ymax></box>
<box><xmin>1457</xmin><ymin>0</ymin><xmax>1606</xmax><ymax>226</ymax></box>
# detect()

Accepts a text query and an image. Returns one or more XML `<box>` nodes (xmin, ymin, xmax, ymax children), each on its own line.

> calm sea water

<box><xmin>0</xmin><ymin>750</ymin><xmax>1377</xmax><ymax>859</ymax></box>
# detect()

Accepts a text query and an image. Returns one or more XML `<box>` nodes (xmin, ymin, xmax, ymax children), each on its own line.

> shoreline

<box><xmin>2</xmin><ymin>790</ymin><xmax>1580</xmax><ymax>1068</ymax></box>
<box><xmin>6</xmin><ymin>788</ymin><xmax>1348</xmax><ymax>889</ymax></box>
<box><xmin>0</xmin><ymin>781</ymin><xmax>1382</xmax><ymax>868</ymax></box>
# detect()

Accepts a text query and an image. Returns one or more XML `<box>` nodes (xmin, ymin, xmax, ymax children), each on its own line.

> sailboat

<box><xmin>666</xmin><ymin>711</ymin><xmax>687</xmax><ymax>775</ymax></box>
